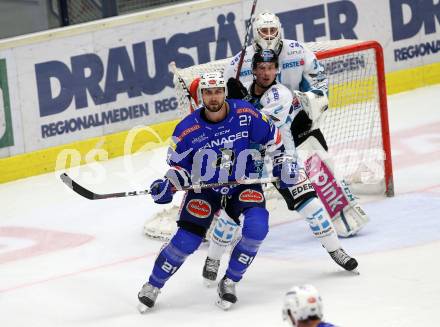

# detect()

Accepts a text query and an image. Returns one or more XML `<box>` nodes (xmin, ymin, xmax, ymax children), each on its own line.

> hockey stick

<box><xmin>169</xmin><ymin>61</ymin><xmax>198</xmax><ymax>111</ymax></box>
<box><xmin>235</xmin><ymin>0</ymin><xmax>258</xmax><ymax>79</ymax></box>
<box><xmin>60</xmin><ymin>172</ymin><xmax>278</xmax><ymax>200</ymax></box>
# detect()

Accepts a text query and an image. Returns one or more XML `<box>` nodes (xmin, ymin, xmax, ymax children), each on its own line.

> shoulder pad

<box><xmin>229</xmin><ymin>53</ymin><xmax>241</xmax><ymax>66</ymax></box>
<box><xmin>282</xmin><ymin>39</ymin><xmax>305</xmax><ymax>52</ymax></box>
<box><xmin>173</xmin><ymin>114</ymin><xmax>201</xmax><ymax>142</ymax></box>
<box><xmin>260</xmin><ymin>85</ymin><xmax>293</xmax><ymax>126</ymax></box>
<box><xmin>260</xmin><ymin>84</ymin><xmax>293</xmax><ymax>107</ymax></box>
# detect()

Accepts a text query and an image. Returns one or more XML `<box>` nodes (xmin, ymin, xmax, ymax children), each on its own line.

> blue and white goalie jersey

<box><xmin>167</xmin><ymin>98</ymin><xmax>284</xmax><ymax>195</ymax></box>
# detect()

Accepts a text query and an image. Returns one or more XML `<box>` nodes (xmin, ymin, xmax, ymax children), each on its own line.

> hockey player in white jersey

<box><xmin>202</xmin><ymin>49</ymin><xmax>359</xmax><ymax>285</ymax></box>
<box><xmin>223</xmin><ymin>11</ymin><xmax>369</xmax><ymax>239</ymax></box>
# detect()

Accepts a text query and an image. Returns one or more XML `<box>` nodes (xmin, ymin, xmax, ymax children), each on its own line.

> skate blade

<box><xmin>350</xmin><ymin>268</ymin><xmax>360</xmax><ymax>275</ymax></box>
<box><xmin>137</xmin><ymin>302</ymin><xmax>152</xmax><ymax>314</ymax></box>
<box><xmin>203</xmin><ymin>278</ymin><xmax>217</xmax><ymax>288</ymax></box>
<box><xmin>215</xmin><ymin>298</ymin><xmax>233</xmax><ymax>311</ymax></box>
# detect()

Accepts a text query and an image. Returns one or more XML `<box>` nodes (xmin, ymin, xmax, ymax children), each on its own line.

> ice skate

<box><xmin>329</xmin><ymin>248</ymin><xmax>358</xmax><ymax>273</ymax></box>
<box><xmin>216</xmin><ymin>276</ymin><xmax>237</xmax><ymax>310</ymax></box>
<box><xmin>137</xmin><ymin>282</ymin><xmax>160</xmax><ymax>313</ymax></box>
<box><xmin>202</xmin><ymin>256</ymin><xmax>220</xmax><ymax>287</ymax></box>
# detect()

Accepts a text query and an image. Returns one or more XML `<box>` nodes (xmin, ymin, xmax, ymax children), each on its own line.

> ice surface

<box><xmin>1</xmin><ymin>85</ymin><xmax>440</xmax><ymax>327</ymax></box>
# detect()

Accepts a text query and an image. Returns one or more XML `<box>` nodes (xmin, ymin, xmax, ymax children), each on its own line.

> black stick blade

<box><xmin>60</xmin><ymin>173</ymin><xmax>96</xmax><ymax>200</ymax></box>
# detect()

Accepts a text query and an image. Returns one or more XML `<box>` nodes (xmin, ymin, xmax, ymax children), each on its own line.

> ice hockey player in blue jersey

<box><xmin>137</xmin><ymin>71</ymin><xmax>297</xmax><ymax>312</ymax></box>
<box><xmin>283</xmin><ymin>285</ymin><xmax>337</xmax><ymax>327</ymax></box>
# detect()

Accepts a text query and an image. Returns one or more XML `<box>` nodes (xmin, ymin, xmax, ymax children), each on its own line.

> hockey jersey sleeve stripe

<box><xmin>176</xmin><ymin>124</ymin><xmax>201</xmax><ymax>141</ymax></box>
<box><xmin>165</xmin><ymin>166</ymin><xmax>191</xmax><ymax>190</ymax></box>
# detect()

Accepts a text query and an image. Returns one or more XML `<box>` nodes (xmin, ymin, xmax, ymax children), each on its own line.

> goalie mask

<box><xmin>282</xmin><ymin>285</ymin><xmax>323</xmax><ymax>326</ymax></box>
<box><xmin>253</xmin><ymin>11</ymin><xmax>282</xmax><ymax>52</ymax></box>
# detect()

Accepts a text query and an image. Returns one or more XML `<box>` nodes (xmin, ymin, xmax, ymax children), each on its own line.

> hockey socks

<box><xmin>297</xmin><ymin>197</ymin><xmax>340</xmax><ymax>252</ymax></box>
<box><xmin>149</xmin><ymin>228</ymin><xmax>202</xmax><ymax>288</ymax></box>
<box><xmin>225</xmin><ymin>207</ymin><xmax>268</xmax><ymax>282</ymax></box>
<box><xmin>208</xmin><ymin>211</ymin><xmax>239</xmax><ymax>260</ymax></box>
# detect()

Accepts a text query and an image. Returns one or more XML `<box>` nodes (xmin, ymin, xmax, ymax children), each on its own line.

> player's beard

<box><xmin>204</xmin><ymin>99</ymin><xmax>225</xmax><ymax>113</ymax></box>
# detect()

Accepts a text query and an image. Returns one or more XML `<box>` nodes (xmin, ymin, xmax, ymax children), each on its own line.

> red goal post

<box><xmin>172</xmin><ymin>39</ymin><xmax>394</xmax><ymax>197</ymax></box>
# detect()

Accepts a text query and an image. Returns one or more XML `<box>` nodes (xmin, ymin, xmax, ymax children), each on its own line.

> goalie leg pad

<box><xmin>149</xmin><ymin>228</ymin><xmax>203</xmax><ymax>288</ymax></box>
<box><xmin>332</xmin><ymin>180</ymin><xmax>370</xmax><ymax>237</ymax></box>
<box><xmin>207</xmin><ymin>210</ymin><xmax>240</xmax><ymax>260</ymax></box>
<box><xmin>297</xmin><ymin>197</ymin><xmax>340</xmax><ymax>252</ymax></box>
<box><xmin>306</xmin><ymin>154</ymin><xmax>349</xmax><ymax>218</ymax></box>
<box><xmin>299</xmin><ymin>135</ymin><xmax>370</xmax><ymax>237</ymax></box>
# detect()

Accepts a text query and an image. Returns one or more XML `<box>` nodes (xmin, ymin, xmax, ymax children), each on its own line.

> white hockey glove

<box><xmin>292</xmin><ymin>90</ymin><xmax>329</xmax><ymax>129</ymax></box>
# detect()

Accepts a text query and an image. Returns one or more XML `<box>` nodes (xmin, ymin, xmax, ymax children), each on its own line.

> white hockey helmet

<box><xmin>282</xmin><ymin>285</ymin><xmax>324</xmax><ymax>326</ymax></box>
<box><xmin>198</xmin><ymin>71</ymin><xmax>226</xmax><ymax>106</ymax></box>
<box><xmin>199</xmin><ymin>71</ymin><xmax>226</xmax><ymax>91</ymax></box>
<box><xmin>253</xmin><ymin>11</ymin><xmax>282</xmax><ymax>51</ymax></box>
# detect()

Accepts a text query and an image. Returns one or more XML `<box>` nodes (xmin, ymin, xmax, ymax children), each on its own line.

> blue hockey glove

<box><xmin>150</xmin><ymin>178</ymin><xmax>174</xmax><ymax>204</ymax></box>
<box><xmin>273</xmin><ymin>156</ymin><xmax>298</xmax><ymax>189</ymax></box>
